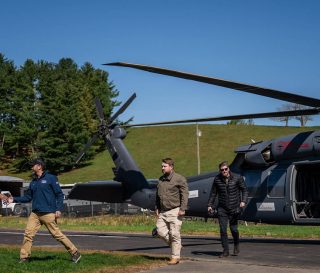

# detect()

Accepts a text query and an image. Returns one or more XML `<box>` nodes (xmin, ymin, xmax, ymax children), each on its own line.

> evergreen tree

<box><xmin>36</xmin><ymin>58</ymin><xmax>85</xmax><ymax>172</ymax></box>
<box><xmin>0</xmin><ymin>54</ymin><xmax>119</xmax><ymax>173</ymax></box>
<box><xmin>0</xmin><ymin>54</ymin><xmax>17</xmax><ymax>161</ymax></box>
<box><xmin>11</xmin><ymin>59</ymin><xmax>39</xmax><ymax>168</ymax></box>
<box><xmin>78</xmin><ymin>63</ymin><xmax>120</xmax><ymax>153</ymax></box>
<box><xmin>36</xmin><ymin>59</ymin><xmax>119</xmax><ymax>173</ymax></box>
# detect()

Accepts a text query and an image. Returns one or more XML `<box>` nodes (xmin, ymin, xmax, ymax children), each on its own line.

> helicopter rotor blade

<box><xmin>109</xmin><ymin>93</ymin><xmax>136</xmax><ymax>124</ymax></box>
<box><xmin>74</xmin><ymin>94</ymin><xmax>137</xmax><ymax>167</ymax></box>
<box><xmin>124</xmin><ymin>108</ymin><xmax>320</xmax><ymax>127</ymax></box>
<box><xmin>74</xmin><ymin>133</ymin><xmax>99</xmax><ymax>165</ymax></box>
<box><xmin>95</xmin><ymin>97</ymin><xmax>105</xmax><ymax>121</ymax></box>
<box><xmin>105</xmin><ymin>62</ymin><xmax>320</xmax><ymax>108</ymax></box>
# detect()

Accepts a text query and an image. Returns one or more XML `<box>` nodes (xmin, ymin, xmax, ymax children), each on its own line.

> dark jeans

<box><xmin>217</xmin><ymin>207</ymin><xmax>240</xmax><ymax>252</ymax></box>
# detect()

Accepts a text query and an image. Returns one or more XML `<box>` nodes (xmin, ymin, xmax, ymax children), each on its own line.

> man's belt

<box><xmin>161</xmin><ymin>206</ymin><xmax>179</xmax><ymax>212</ymax></box>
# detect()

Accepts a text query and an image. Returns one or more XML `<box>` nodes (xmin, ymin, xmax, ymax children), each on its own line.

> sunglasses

<box><xmin>220</xmin><ymin>167</ymin><xmax>229</xmax><ymax>172</ymax></box>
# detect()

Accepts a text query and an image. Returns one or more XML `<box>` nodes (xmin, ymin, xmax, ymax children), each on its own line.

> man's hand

<box><xmin>0</xmin><ymin>194</ymin><xmax>7</xmax><ymax>201</ymax></box>
<box><xmin>178</xmin><ymin>210</ymin><xmax>185</xmax><ymax>216</ymax></box>
<box><xmin>0</xmin><ymin>193</ymin><xmax>12</xmax><ymax>205</ymax></box>
<box><xmin>55</xmin><ymin>211</ymin><xmax>62</xmax><ymax>219</ymax></box>
<box><xmin>240</xmin><ymin>202</ymin><xmax>246</xmax><ymax>208</ymax></box>
<box><xmin>208</xmin><ymin>206</ymin><xmax>217</xmax><ymax>216</ymax></box>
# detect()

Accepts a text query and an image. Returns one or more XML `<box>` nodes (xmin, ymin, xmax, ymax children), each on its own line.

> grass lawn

<box><xmin>1</xmin><ymin>215</ymin><xmax>320</xmax><ymax>239</ymax></box>
<box><xmin>0</xmin><ymin>246</ymin><xmax>166</xmax><ymax>273</ymax></box>
<box><xmin>2</xmin><ymin>124</ymin><xmax>318</xmax><ymax>183</ymax></box>
<box><xmin>0</xmin><ymin>215</ymin><xmax>319</xmax><ymax>273</ymax></box>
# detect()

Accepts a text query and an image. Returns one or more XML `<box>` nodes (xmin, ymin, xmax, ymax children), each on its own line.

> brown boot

<box><xmin>167</xmin><ymin>258</ymin><xmax>180</xmax><ymax>265</ymax></box>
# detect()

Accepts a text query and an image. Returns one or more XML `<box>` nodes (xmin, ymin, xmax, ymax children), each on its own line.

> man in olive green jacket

<box><xmin>155</xmin><ymin>157</ymin><xmax>189</xmax><ymax>265</ymax></box>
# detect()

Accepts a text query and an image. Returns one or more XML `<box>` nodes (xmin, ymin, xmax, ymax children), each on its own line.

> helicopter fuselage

<box><xmin>69</xmin><ymin>126</ymin><xmax>320</xmax><ymax>225</ymax></box>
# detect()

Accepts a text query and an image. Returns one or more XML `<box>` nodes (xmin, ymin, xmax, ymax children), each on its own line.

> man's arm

<box><xmin>13</xmin><ymin>187</ymin><xmax>33</xmax><ymax>203</ymax></box>
<box><xmin>238</xmin><ymin>176</ymin><xmax>248</xmax><ymax>207</ymax></box>
<box><xmin>207</xmin><ymin>180</ymin><xmax>217</xmax><ymax>213</ymax></box>
<box><xmin>50</xmin><ymin>176</ymin><xmax>64</xmax><ymax>213</ymax></box>
<box><xmin>179</xmin><ymin>176</ymin><xmax>189</xmax><ymax>215</ymax></box>
<box><xmin>155</xmin><ymin>185</ymin><xmax>161</xmax><ymax>218</ymax></box>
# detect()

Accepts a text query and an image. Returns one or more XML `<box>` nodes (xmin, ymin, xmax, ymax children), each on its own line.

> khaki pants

<box><xmin>20</xmin><ymin>212</ymin><xmax>78</xmax><ymax>259</ymax></box>
<box><xmin>156</xmin><ymin>207</ymin><xmax>182</xmax><ymax>259</ymax></box>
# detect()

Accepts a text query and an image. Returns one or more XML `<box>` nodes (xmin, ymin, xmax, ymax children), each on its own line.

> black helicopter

<box><xmin>69</xmin><ymin>62</ymin><xmax>320</xmax><ymax>225</ymax></box>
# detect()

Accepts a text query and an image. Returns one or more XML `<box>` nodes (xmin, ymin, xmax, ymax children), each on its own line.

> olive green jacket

<box><xmin>156</xmin><ymin>171</ymin><xmax>189</xmax><ymax>212</ymax></box>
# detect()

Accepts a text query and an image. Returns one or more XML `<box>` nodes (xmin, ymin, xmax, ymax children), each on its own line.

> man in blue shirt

<box><xmin>6</xmin><ymin>158</ymin><xmax>81</xmax><ymax>263</ymax></box>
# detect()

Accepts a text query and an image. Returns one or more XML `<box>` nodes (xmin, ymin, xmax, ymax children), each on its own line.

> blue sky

<box><xmin>1</xmin><ymin>0</ymin><xmax>320</xmax><ymax>126</ymax></box>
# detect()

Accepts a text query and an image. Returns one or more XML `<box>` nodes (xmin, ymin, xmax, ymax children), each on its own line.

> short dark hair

<box><xmin>162</xmin><ymin>157</ymin><xmax>174</xmax><ymax>167</ymax></box>
<box><xmin>30</xmin><ymin>158</ymin><xmax>46</xmax><ymax>170</ymax></box>
<box><xmin>218</xmin><ymin>161</ymin><xmax>228</xmax><ymax>169</ymax></box>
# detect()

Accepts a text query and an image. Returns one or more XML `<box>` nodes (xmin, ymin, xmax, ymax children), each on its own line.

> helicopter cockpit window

<box><xmin>262</xmin><ymin>145</ymin><xmax>273</xmax><ymax>163</ymax></box>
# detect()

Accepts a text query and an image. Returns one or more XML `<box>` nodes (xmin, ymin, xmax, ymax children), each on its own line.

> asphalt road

<box><xmin>1</xmin><ymin>229</ymin><xmax>320</xmax><ymax>273</ymax></box>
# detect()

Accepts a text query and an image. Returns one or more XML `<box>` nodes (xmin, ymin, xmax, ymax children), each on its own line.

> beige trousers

<box><xmin>156</xmin><ymin>207</ymin><xmax>183</xmax><ymax>259</ymax></box>
<box><xmin>20</xmin><ymin>212</ymin><xmax>78</xmax><ymax>259</ymax></box>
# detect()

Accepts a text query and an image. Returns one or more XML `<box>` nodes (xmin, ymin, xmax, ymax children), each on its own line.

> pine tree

<box><xmin>0</xmin><ymin>54</ymin><xmax>18</xmax><ymax>161</ymax></box>
<box><xmin>0</xmin><ymin>54</ymin><xmax>119</xmax><ymax>174</ymax></box>
<box><xmin>10</xmin><ymin>59</ymin><xmax>39</xmax><ymax>169</ymax></box>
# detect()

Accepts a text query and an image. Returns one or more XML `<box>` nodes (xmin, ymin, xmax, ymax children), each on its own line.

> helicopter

<box><xmin>68</xmin><ymin>62</ymin><xmax>320</xmax><ymax>225</ymax></box>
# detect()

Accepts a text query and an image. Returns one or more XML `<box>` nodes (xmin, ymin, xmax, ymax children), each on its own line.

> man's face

<box><xmin>162</xmin><ymin>163</ymin><xmax>173</xmax><ymax>175</ymax></box>
<box><xmin>31</xmin><ymin>164</ymin><xmax>42</xmax><ymax>174</ymax></box>
<box><xmin>220</xmin><ymin>165</ymin><xmax>230</xmax><ymax>178</ymax></box>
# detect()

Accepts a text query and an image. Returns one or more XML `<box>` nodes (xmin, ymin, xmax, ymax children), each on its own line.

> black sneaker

<box><xmin>233</xmin><ymin>245</ymin><xmax>240</xmax><ymax>256</ymax></box>
<box><xmin>219</xmin><ymin>251</ymin><xmax>229</xmax><ymax>258</ymax></box>
<box><xmin>152</xmin><ymin>227</ymin><xmax>158</xmax><ymax>237</ymax></box>
<box><xmin>71</xmin><ymin>251</ymin><xmax>81</xmax><ymax>263</ymax></box>
<box><xmin>19</xmin><ymin>258</ymin><xmax>29</xmax><ymax>263</ymax></box>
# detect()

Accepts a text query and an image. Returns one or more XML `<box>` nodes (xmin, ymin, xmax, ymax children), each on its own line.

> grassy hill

<box><xmin>2</xmin><ymin>124</ymin><xmax>319</xmax><ymax>183</ymax></box>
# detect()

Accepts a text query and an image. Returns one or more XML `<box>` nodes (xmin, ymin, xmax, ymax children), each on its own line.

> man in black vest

<box><xmin>207</xmin><ymin>161</ymin><xmax>248</xmax><ymax>258</ymax></box>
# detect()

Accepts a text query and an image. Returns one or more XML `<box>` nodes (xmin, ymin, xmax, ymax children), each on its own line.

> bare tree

<box><xmin>291</xmin><ymin>104</ymin><xmax>313</xmax><ymax>127</ymax></box>
<box><xmin>271</xmin><ymin>103</ymin><xmax>293</xmax><ymax>127</ymax></box>
<box><xmin>270</xmin><ymin>103</ymin><xmax>313</xmax><ymax>127</ymax></box>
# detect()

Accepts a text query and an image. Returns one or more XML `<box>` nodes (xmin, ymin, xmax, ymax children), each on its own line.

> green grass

<box><xmin>0</xmin><ymin>247</ymin><xmax>166</xmax><ymax>273</ymax></box>
<box><xmin>2</xmin><ymin>215</ymin><xmax>320</xmax><ymax>239</ymax></box>
<box><xmin>0</xmin><ymin>216</ymin><xmax>319</xmax><ymax>273</ymax></box>
<box><xmin>1</xmin><ymin>124</ymin><xmax>318</xmax><ymax>183</ymax></box>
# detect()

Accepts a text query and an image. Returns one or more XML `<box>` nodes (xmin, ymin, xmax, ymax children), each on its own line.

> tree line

<box><xmin>227</xmin><ymin>106</ymin><xmax>312</xmax><ymax>127</ymax></box>
<box><xmin>0</xmin><ymin>54</ymin><xmax>119</xmax><ymax>173</ymax></box>
<box><xmin>272</xmin><ymin>103</ymin><xmax>313</xmax><ymax>127</ymax></box>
